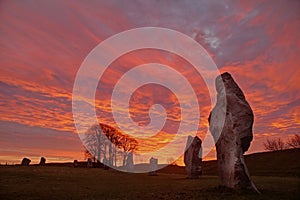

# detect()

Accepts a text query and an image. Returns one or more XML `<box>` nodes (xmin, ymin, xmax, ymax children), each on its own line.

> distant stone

<box><xmin>94</xmin><ymin>160</ymin><xmax>103</xmax><ymax>168</ymax></box>
<box><xmin>73</xmin><ymin>160</ymin><xmax>78</xmax><ymax>168</ymax></box>
<box><xmin>39</xmin><ymin>157</ymin><xmax>46</xmax><ymax>166</ymax></box>
<box><xmin>21</xmin><ymin>158</ymin><xmax>31</xmax><ymax>166</ymax></box>
<box><xmin>184</xmin><ymin>136</ymin><xmax>202</xmax><ymax>179</ymax></box>
<box><xmin>208</xmin><ymin>72</ymin><xmax>259</xmax><ymax>193</ymax></box>
<box><xmin>126</xmin><ymin>152</ymin><xmax>134</xmax><ymax>172</ymax></box>
<box><xmin>87</xmin><ymin>158</ymin><xmax>93</xmax><ymax>168</ymax></box>
<box><xmin>149</xmin><ymin>157</ymin><xmax>158</xmax><ymax>176</ymax></box>
<box><xmin>103</xmin><ymin>157</ymin><xmax>109</xmax><ymax>170</ymax></box>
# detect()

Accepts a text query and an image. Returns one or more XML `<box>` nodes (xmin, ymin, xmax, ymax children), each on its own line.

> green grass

<box><xmin>1</xmin><ymin>166</ymin><xmax>299</xmax><ymax>200</ymax></box>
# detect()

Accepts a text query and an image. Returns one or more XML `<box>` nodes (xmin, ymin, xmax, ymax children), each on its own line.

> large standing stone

<box><xmin>208</xmin><ymin>72</ymin><xmax>259</xmax><ymax>193</ymax></box>
<box><xmin>149</xmin><ymin>157</ymin><xmax>158</xmax><ymax>176</ymax></box>
<box><xmin>21</xmin><ymin>158</ymin><xmax>31</xmax><ymax>166</ymax></box>
<box><xmin>126</xmin><ymin>152</ymin><xmax>134</xmax><ymax>172</ymax></box>
<box><xmin>39</xmin><ymin>157</ymin><xmax>46</xmax><ymax>166</ymax></box>
<box><xmin>184</xmin><ymin>136</ymin><xmax>202</xmax><ymax>179</ymax></box>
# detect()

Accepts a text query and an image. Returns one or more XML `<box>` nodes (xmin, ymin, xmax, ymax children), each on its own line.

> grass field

<box><xmin>1</xmin><ymin>149</ymin><xmax>299</xmax><ymax>200</ymax></box>
<box><xmin>159</xmin><ymin>148</ymin><xmax>300</xmax><ymax>177</ymax></box>
<box><xmin>0</xmin><ymin>166</ymin><xmax>299</xmax><ymax>200</ymax></box>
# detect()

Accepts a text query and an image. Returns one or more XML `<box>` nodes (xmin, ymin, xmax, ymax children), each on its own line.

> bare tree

<box><xmin>263</xmin><ymin>138</ymin><xmax>286</xmax><ymax>151</ymax></box>
<box><xmin>84</xmin><ymin>125</ymin><xmax>105</xmax><ymax>162</ymax></box>
<box><xmin>83</xmin><ymin>123</ymin><xmax>138</xmax><ymax>167</ymax></box>
<box><xmin>119</xmin><ymin>135</ymin><xmax>138</xmax><ymax>166</ymax></box>
<box><xmin>287</xmin><ymin>134</ymin><xmax>300</xmax><ymax>149</ymax></box>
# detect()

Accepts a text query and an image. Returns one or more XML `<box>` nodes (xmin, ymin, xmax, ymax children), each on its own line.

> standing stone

<box><xmin>21</xmin><ymin>158</ymin><xmax>31</xmax><ymax>166</ymax></box>
<box><xmin>94</xmin><ymin>160</ymin><xmax>103</xmax><ymax>168</ymax></box>
<box><xmin>73</xmin><ymin>160</ymin><xmax>78</xmax><ymax>168</ymax></box>
<box><xmin>208</xmin><ymin>72</ymin><xmax>259</xmax><ymax>193</ymax></box>
<box><xmin>184</xmin><ymin>136</ymin><xmax>202</xmax><ymax>179</ymax></box>
<box><xmin>149</xmin><ymin>157</ymin><xmax>158</xmax><ymax>176</ymax></box>
<box><xmin>126</xmin><ymin>152</ymin><xmax>134</xmax><ymax>172</ymax></box>
<box><xmin>87</xmin><ymin>158</ymin><xmax>93</xmax><ymax>168</ymax></box>
<box><xmin>103</xmin><ymin>157</ymin><xmax>109</xmax><ymax>170</ymax></box>
<box><xmin>39</xmin><ymin>157</ymin><xmax>46</xmax><ymax>166</ymax></box>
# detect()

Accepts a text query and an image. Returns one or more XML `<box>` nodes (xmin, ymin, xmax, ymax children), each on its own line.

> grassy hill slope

<box><xmin>159</xmin><ymin>148</ymin><xmax>300</xmax><ymax>177</ymax></box>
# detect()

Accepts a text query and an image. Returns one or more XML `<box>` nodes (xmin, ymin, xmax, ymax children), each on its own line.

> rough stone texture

<box><xmin>208</xmin><ymin>72</ymin><xmax>259</xmax><ymax>193</ymax></box>
<box><xmin>21</xmin><ymin>158</ymin><xmax>31</xmax><ymax>166</ymax></box>
<box><xmin>39</xmin><ymin>157</ymin><xmax>46</xmax><ymax>166</ymax></box>
<box><xmin>126</xmin><ymin>152</ymin><xmax>134</xmax><ymax>172</ymax></box>
<box><xmin>184</xmin><ymin>136</ymin><xmax>202</xmax><ymax>179</ymax></box>
<box><xmin>149</xmin><ymin>157</ymin><xmax>158</xmax><ymax>176</ymax></box>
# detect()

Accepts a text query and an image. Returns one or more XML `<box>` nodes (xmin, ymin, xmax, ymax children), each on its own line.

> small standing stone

<box><xmin>184</xmin><ymin>136</ymin><xmax>202</xmax><ymax>179</ymax></box>
<box><xmin>73</xmin><ymin>160</ymin><xmax>78</xmax><ymax>168</ymax></box>
<box><xmin>39</xmin><ymin>157</ymin><xmax>46</xmax><ymax>166</ymax></box>
<box><xmin>21</xmin><ymin>158</ymin><xmax>31</xmax><ymax>166</ymax></box>
<box><xmin>149</xmin><ymin>157</ymin><xmax>158</xmax><ymax>176</ymax></box>
<box><xmin>103</xmin><ymin>157</ymin><xmax>109</xmax><ymax>170</ymax></box>
<box><xmin>87</xmin><ymin>158</ymin><xmax>93</xmax><ymax>168</ymax></box>
<box><xmin>94</xmin><ymin>160</ymin><xmax>103</xmax><ymax>168</ymax></box>
<box><xmin>126</xmin><ymin>152</ymin><xmax>134</xmax><ymax>172</ymax></box>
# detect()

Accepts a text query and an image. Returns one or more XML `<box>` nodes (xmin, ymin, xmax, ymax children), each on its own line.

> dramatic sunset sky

<box><xmin>1</xmin><ymin>0</ymin><xmax>299</xmax><ymax>165</ymax></box>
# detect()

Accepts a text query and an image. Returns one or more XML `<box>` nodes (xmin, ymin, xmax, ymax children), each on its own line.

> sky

<box><xmin>0</xmin><ymin>0</ymin><xmax>299</xmax><ymax>165</ymax></box>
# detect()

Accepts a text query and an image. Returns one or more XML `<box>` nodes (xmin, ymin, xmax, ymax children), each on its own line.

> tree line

<box><xmin>83</xmin><ymin>123</ymin><xmax>138</xmax><ymax>167</ymax></box>
<box><xmin>263</xmin><ymin>134</ymin><xmax>300</xmax><ymax>151</ymax></box>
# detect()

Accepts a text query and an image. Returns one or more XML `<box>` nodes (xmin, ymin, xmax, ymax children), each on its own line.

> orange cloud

<box><xmin>0</xmin><ymin>0</ymin><xmax>299</xmax><ymax>165</ymax></box>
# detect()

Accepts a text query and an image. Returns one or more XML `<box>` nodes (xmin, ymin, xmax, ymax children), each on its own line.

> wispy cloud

<box><xmin>0</xmin><ymin>0</ymin><xmax>299</xmax><ymax>164</ymax></box>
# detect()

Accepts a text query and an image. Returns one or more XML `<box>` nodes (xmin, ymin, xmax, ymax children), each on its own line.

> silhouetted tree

<box><xmin>263</xmin><ymin>138</ymin><xmax>286</xmax><ymax>151</ymax></box>
<box><xmin>119</xmin><ymin>135</ymin><xmax>138</xmax><ymax>166</ymax></box>
<box><xmin>287</xmin><ymin>134</ymin><xmax>300</xmax><ymax>149</ymax></box>
<box><xmin>84</xmin><ymin>125</ymin><xmax>105</xmax><ymax>162</ymax></box>
<box><xmin>83</xmin><ymin>123</ymin><xmax>137</xmax><ymax>167</ymax></box>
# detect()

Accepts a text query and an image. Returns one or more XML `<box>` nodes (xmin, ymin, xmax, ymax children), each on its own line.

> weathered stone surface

<box><xmin>208</xmin><ymin>72</ymin><xmax>259</xmax><ymax>193</ymax></box>
<box><xmin>126</xmin><ymin>152</ymin><xmax>134</xmax><ymax>172</ymax></box>
<box><xmin>149</xmin><ymin>157</ymin><xmax>158</xmax><ymax>176</ymax></box>
<box><xmin>39</xmin><ymin>157</ymin><xmax>46</xmax><ymax>166</ymax></box>
<box><xmin>184</xmin><ymin>136</ymin><xmax>202</xmax><ymax>179</ymax></box>
<box><xmin>21</xmin><ymin>158</ymin><xmax>31</xmax><ymax>166</ymax></box>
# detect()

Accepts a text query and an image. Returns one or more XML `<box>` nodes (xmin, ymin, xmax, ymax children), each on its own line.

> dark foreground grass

<box><xmin>0</xmin><ymin>166</ymin><xmax>299</xmax><ymax>200</ymax></box>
